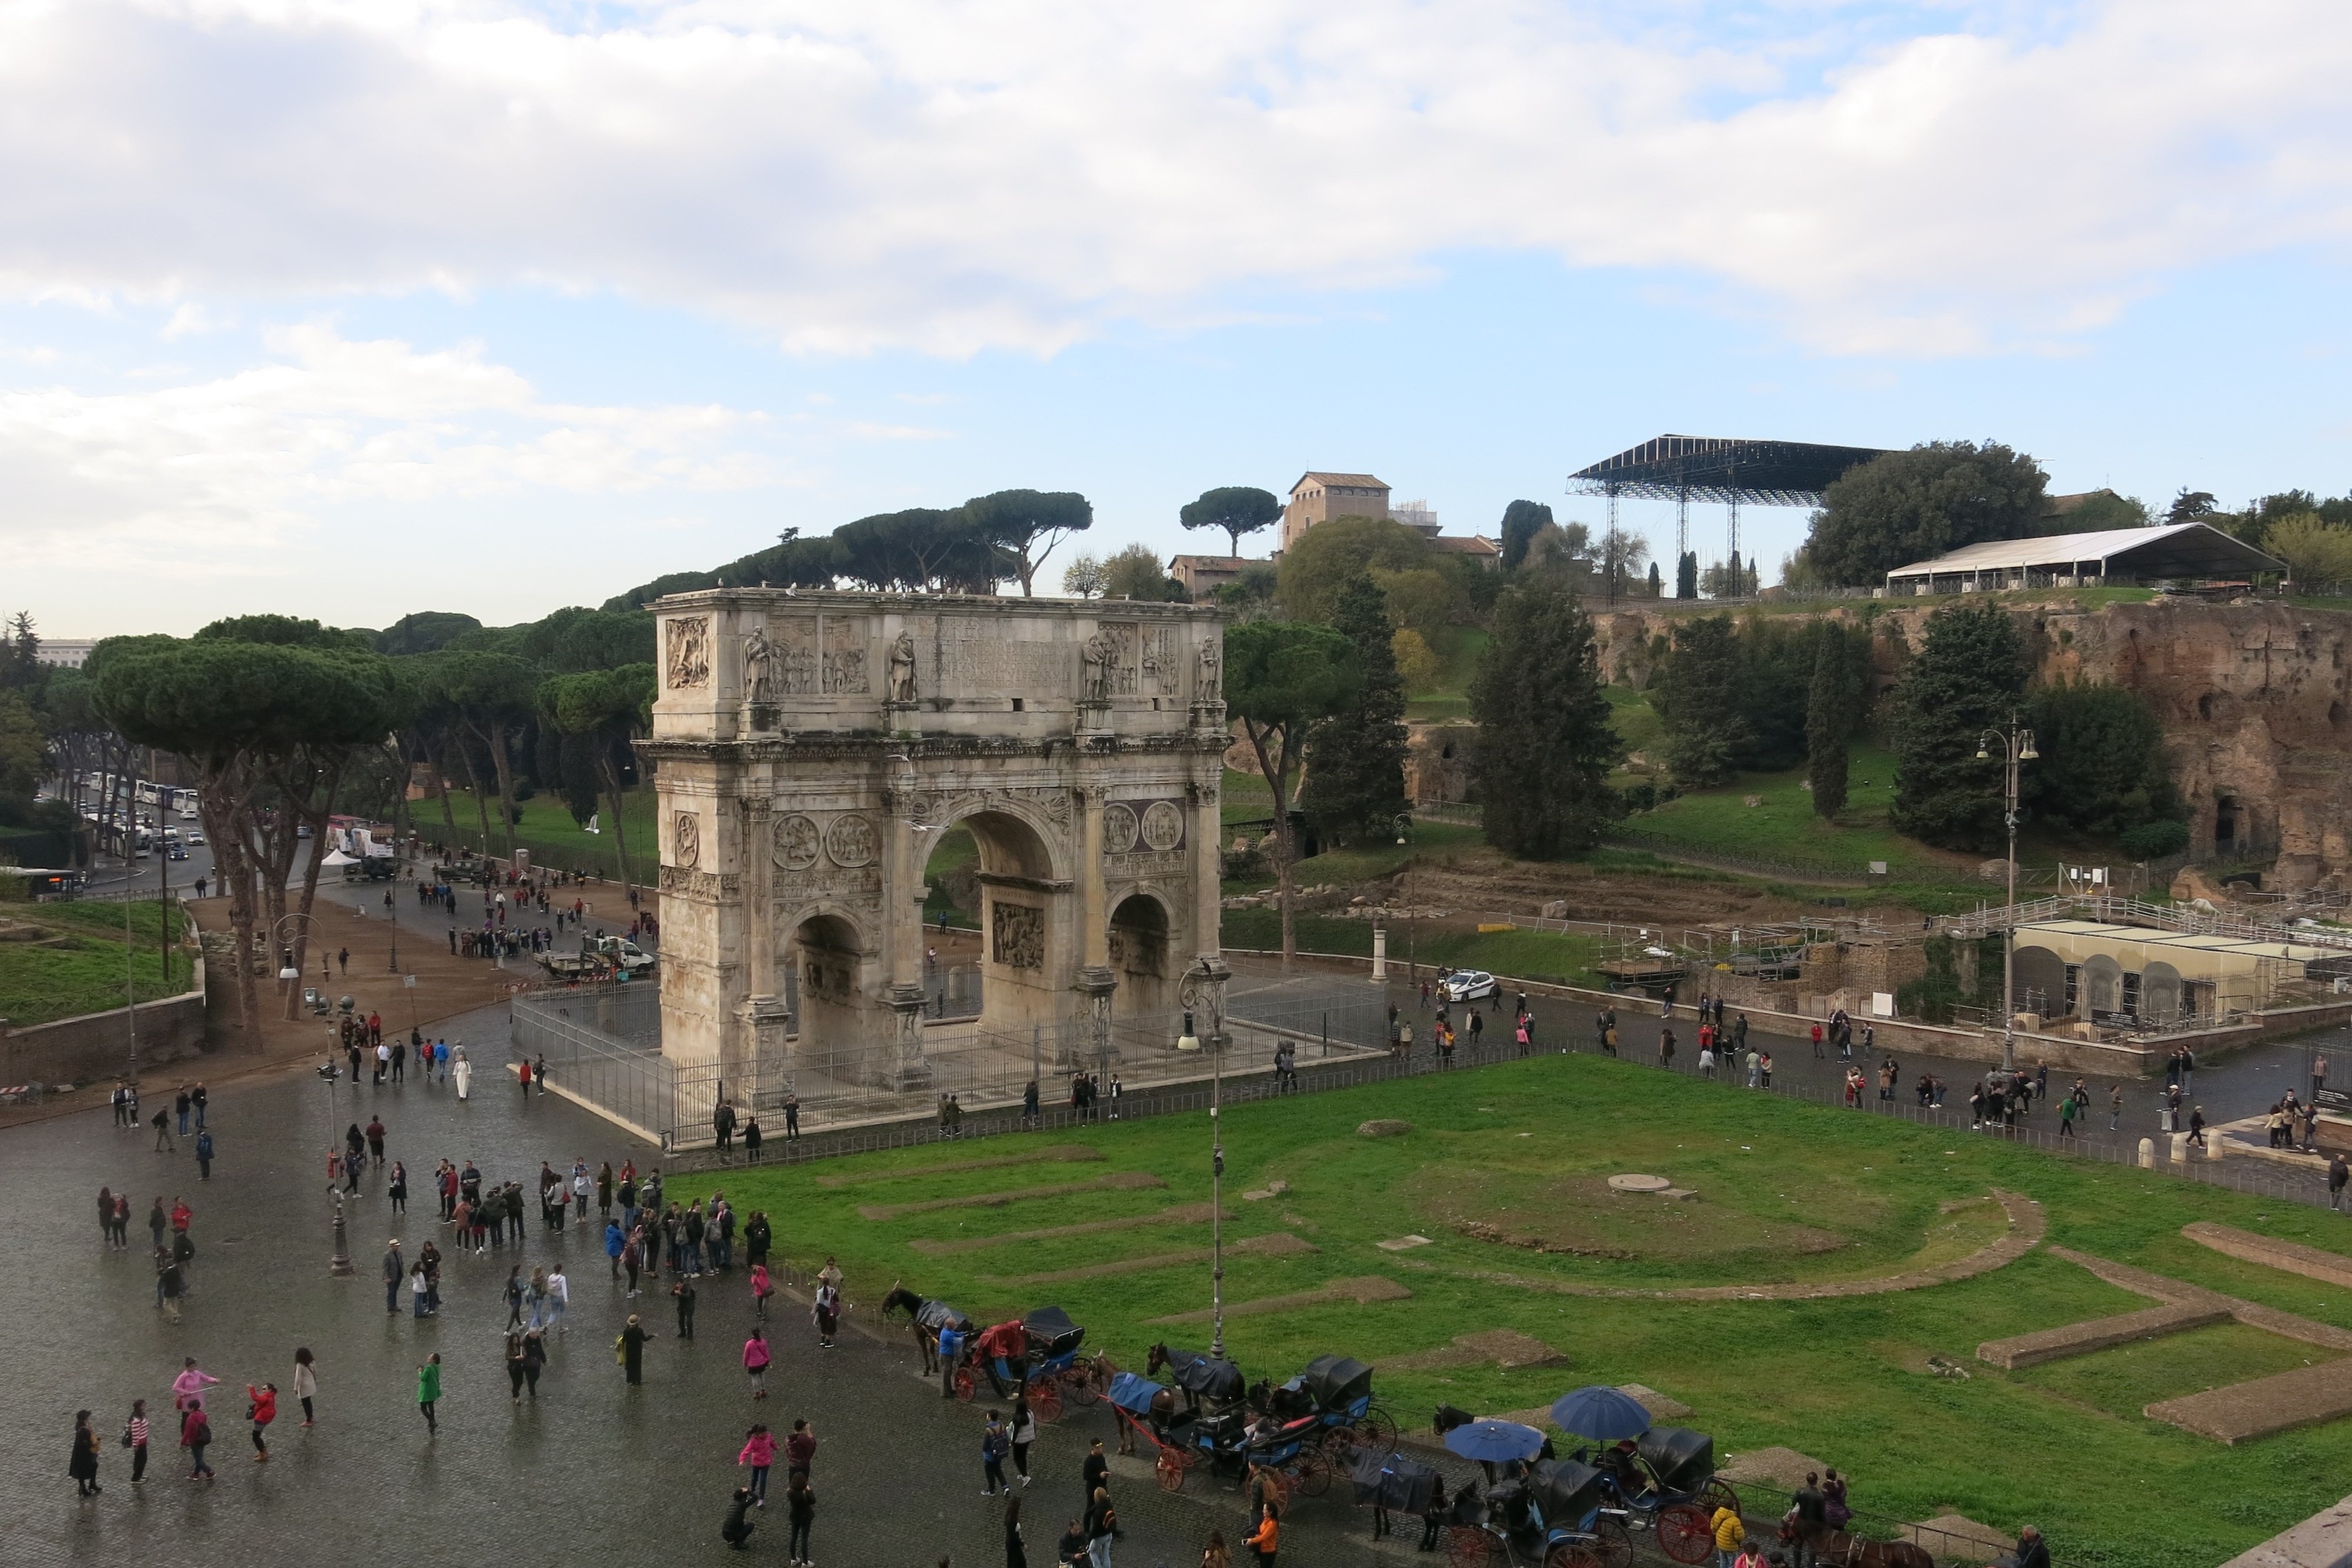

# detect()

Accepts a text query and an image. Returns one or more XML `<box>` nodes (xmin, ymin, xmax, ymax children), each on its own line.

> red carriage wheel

<box><xmin>1032</xmin><ymin>1384</ymin><xmax>1064</xmax><ymax>1424</ymax></box>
<box><xmin>1156</xmin><ymin>1450</ymin><xmax>1185</xmax><ymax>1493</ymax></box>
<box><xmin>1544</xmin><ymin>1545</ymin><xmax>1603</xmax><ymax>1568</ymax></box>
<box><xmin>953</xmin><ymin>1366</ymin><xmax>977</xmax><ymax>1402</ymax></box>
<box><xmin>1655</xmin><ymin>1503</ymin><xmax>1716</xmax><ymax>1565</ymax></box>
<box><xmin>1592</xmin><ymin>1518</ymin><xmax>1635</xmax><ymax>1568</ymax></box>
<box><xmin>1699</xmin><ymin>1479</ymin><xmax>1740</xmax><ymax>1519</ymax></box>
<box><xmin>1447</xmin><ymin>1525</ymin><xmax>1494</xmax><ymax>1568</ymax></box>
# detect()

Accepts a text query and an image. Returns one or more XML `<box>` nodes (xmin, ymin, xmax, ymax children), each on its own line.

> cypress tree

<box><xmin>1469</xmin><ymin>575</ymin><xmax>1623</xmax><ymax>858</ymax></box>
<box><xmin>1889</xmin><ymin>602</ymin><xmax>2027</xmax><ymax>849</ymax></box>
<box><xmin>1653</xmin><ymin>615</ymin><xmax>1750</xmax><ymax>788</ymax></box>
<box><xmin>1302</xmin><ymin>574</ymin><xmax>1410</xmax><ymax>846</ymax></box>
<box><xmin>1675</xmin><ymin>551</ymin><xmax>1698</xmax><ymax>600</ymax></box>
<box><xmin>1806</xmin><ymin>622</ymin><xmax>1859</xmax><ymax>818</ymax></box>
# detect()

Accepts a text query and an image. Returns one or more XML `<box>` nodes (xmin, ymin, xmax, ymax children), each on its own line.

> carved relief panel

<box><xmin>823</xmin><ymin>616</ymin><xmax>871</xmax><ymax>694</ymax></box>
<box><xmin>991</xmin><ymin>900</ymin><xmax>1046</xmax><ymax>970</ymax></box>
<box><xmin>670</xmin><ymin>811</ymin><xmax>702</xmax><ymax>869</ymax></box>
<box><xmin>665</xmin><ymin>616</ymin><xmax>712</xmax><ymax>689</ymax></box>
<box><xmin>1102</xmin><ymin>797</ymin><xmax>1187</xmax><ymax>879</ymax></box>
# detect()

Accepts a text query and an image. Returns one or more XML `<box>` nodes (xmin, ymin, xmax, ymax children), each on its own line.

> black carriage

<box><xmin>1270</xmin><ymin>1354</ymin><xmax>1397</xmax><ymax>1455</ymax></box>
<box><xmin>1019</xmin><ymin>1305</ymin><xmax>1109</xmax><ymax>1420</ymax></box>
<box><xmin>1581</xmin><ymin>1427</ymin><xmax>1733</xmax><ymax>1566</ymax></box>
<box><xmin>1450</xmin><ymin>1460</ymin><xmax>1636</xmax><ymax>1568</ymax></box>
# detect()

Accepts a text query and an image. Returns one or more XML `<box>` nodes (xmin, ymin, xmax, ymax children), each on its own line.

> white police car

<box><xmin>1438</xmin><ymin>969</ymin><xmax>1498</xmax><ymax>1004</ymax></box>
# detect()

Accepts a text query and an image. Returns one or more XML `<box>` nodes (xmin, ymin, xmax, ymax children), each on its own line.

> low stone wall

<box><xmin>0</xmin><ymin>956</ymin><xmax>209</xmax><ymax>1087</ymax></box>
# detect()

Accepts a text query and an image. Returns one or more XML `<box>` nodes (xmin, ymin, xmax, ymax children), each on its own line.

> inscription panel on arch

<box><xmin>938</xmin><ymin>633</ymin><xmax>1069</xmax><ymax>698</ymax></box>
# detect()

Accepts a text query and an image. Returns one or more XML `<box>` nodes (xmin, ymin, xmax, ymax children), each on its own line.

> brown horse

<box><xmin>879</xmin><ymin>1283</ymin><xmax>946</xmax><ymax>1373</ymax></box>
<box><xmin>1794</xmin><ymin>1523</ymin><xmax>1937</xmax><ymax>1568</ymax></box>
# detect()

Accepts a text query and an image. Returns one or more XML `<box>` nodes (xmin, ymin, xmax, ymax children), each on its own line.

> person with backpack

<box><xmin>982</xmin><ymin>1410</ymin><xmax>1012</xmax><ymax>1495</ymax></box>
<box><xmin>1083</xmin><ymin>1485</ymin><xmax>1120</xmax><ymax>1566</ymax></box>
<box><xmin>180</xmin><ymin>1402</ymin><xmax>215</xmax><ymax>1480</ymax></box>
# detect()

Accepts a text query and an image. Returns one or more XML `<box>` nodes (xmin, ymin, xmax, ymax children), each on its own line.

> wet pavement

<box><xmin>0</xmin><ymin>999</ymin><xmax>1443</xmax><ymax>1568</ymax></box>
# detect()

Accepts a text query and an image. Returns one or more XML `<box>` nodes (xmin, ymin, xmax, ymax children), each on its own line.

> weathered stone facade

<box><xmin>641</xmin><ymin>591</ymin><xmax>1232</xmax><ymax>1098</ymax></box>
<box><xmin>1586</xmin><ymin>596</ymin><xmax>2352</xmax><ymax>887</ymax></box>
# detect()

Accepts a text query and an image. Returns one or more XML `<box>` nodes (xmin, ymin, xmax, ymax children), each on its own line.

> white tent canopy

<box><xmin>1885</xmin><ymin>521</ymin><xmax>2284</xmax><ymax>595</ymax></box>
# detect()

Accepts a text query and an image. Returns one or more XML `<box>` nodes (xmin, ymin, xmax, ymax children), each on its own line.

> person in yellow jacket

<box><xmin>1709</xmin><ymin>1502</ymin><xmax>1745</xmax><ymax>1567</ymax></box>
<box><xmin>1244</xmin><ymin>1502</ymin><xmax>1279</xmax><ymax>1566</ymax></box>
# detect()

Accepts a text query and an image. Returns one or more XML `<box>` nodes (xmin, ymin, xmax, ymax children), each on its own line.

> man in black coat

<box><xmin>1790</xmin><ymin>1472</ymin><xmax>1828</xmax><ymax>1568</ymax></box>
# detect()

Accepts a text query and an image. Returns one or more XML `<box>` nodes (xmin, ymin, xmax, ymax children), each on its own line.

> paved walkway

<box><xmin>0</xmin><ymin>1025</ymin><xmax>1469</xmax><ymax>1568</ymax></box>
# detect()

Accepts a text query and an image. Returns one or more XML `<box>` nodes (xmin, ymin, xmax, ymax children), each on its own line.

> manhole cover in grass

<box><xmin>1607</xmin><ymin>1174</ymin><xmax>1671</xmax><ymax>1193</ymax></box>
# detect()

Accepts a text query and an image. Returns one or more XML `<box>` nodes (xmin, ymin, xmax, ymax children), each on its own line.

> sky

<box><xmin>5</xmin><ymin>0</ymin><xmax>2351</xmax><ymax>637</ymax></box>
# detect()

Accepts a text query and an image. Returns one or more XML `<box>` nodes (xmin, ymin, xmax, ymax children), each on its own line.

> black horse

<box><xmin>880</xmin><ymin>1283</ymin><xmax>951</xmax><ymax>1374</ymax></box>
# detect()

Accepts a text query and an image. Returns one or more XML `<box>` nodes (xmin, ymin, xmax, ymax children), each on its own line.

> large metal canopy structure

<box><xmin>1885</xmin><ymin>522</ymin><xmax>2285</xmax><ymax>595</ymax></box>
<box><xmin>1569</xmin><ymin>434</ymin><xmax>1893</xmax><ymax>577</ymax></box>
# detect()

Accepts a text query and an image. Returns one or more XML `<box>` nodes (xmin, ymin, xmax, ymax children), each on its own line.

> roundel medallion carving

<box><xmin>1140</xmin><ymin>800</ymin><xmax>1184</xmax><ymax>851</ymax></box>
<box><xmin>773</xmin><ymin>813</ymin><xmax>821</xmax><ymax>871</ymax></box>
<box><xmin>826</xmin><ymin>813</ymin><xmax>877</xmax><ymax>868</ymax></box>
<box><xmin>672</xmin><ymin>811</ymin><xmax>702</xmax><ymax>869</ymax></box>
<box><xmin>1102</xmin><ymin>802</ymin><xmax>1139</xmax><ymax>855</ymax></box>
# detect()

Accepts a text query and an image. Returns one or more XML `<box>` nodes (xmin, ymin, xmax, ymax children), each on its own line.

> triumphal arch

<box><xmin>641</xmin><ymin>590</ymin><xmax>1232</xmax><ymax>1099</ymax></box>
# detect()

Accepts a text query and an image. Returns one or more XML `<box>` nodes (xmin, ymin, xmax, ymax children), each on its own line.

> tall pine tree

<box><xmin>1470</xmin><ymin>575</ymin><xmax>1623</xmax><ymax>858</ymax></box>
<box><xmin>1303</xmin><ymin>574</ymin><xmax>1410</xmax><ymax>845</ymax></box>
<box><xmin>1653</xmin><ymin>615</ymin><xmax>1750</xmax><ymax>788</ymax></box>
<box><xmin>1675</xmin><ymin>551</ymin><xmax>1698</xmax><ymax>600</ymax></box>
<box><xmin>1890</xmin><ymin>601</ymin><xmax>2027</xmax><ymax>849</ymax></box>
<box><xmin>1805</xmin><ymin>621</ymin><xmax>1864</xmax><ymax>818</ymax></box>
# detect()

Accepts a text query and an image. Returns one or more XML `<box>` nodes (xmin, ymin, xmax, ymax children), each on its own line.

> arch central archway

<box><xmin>1109</xmin><ymin>891</ymin><xmax>1174</xmax><ymax>1018</ymax></box>
<box><xmin>953</xmin><ymin>808</ymin><xmax>1066</xmax><ymax>1043</ymax></box>
<box><xmin>788</xmin><ymin>912</ymin><xmax>870</xmax><ymax>1079</ymax></box>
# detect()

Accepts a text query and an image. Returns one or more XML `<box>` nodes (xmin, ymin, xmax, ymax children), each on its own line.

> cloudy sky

<box><xmin>6</xmin><ymin>0</ymin><xmax>2350</xmax><ymax>636</ymax></box>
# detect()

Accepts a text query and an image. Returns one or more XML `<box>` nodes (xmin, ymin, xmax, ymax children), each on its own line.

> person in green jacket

<box><xmin>417</xmin><ymin>1354</ymin><xmax>441</xmax><ymax>1435</ymax></box>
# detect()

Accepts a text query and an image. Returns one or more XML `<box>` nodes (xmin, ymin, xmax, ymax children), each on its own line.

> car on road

<box><xmin>185</xmin><ymin>830</ymin><xmax>205</xmax><ymax>845</ymax></box>
<box><xmin>168</xmin><ymin>845</ymin><xmax>188</xmax><ymax>861</ymax></box>
<box><xmin>1438</xmin><ymin>968</ymin><xmax>1498</xmax><ymax>1004</ymax></box>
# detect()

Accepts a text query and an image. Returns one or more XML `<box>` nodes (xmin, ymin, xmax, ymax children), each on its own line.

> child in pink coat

<box><xmin>743</xmin><ymin>1326</ymin><xmax>772</xmax><ymax>1399</ymax></box>
<box><xmin>739</xmin><ymin>1423</ymin><xmax>775</xmax><ymax>1505</ymax></box>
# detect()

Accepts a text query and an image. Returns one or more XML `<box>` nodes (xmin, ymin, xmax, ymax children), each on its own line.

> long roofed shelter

<box><xmin>1883</xmin><ymin>521</ymin><xmax>2285</xmax><ymax>597</ymax></box>
<box><xmin>1569</xmin><ymin>434</ymin><xmax>1891</xmax><ymax>586</ymax></box>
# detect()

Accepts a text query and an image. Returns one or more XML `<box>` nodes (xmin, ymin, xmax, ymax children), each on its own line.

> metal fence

<box><xmin>515</xmin><ymin>965</ymin><xmax>1390</xmax><ymax>1151</ymax></box>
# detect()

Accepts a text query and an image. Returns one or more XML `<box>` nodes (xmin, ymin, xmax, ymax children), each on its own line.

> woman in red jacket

<box><xmin>245</xmin><ymin>1382</ymin><xmax>277</xmax><ymax>1462</ymax></box>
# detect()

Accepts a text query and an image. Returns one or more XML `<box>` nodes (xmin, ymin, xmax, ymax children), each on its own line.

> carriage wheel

<box><xmin>1032</xmin><ymin>1383</ymin><xmax>1065</xmax><ymax>1424</ymax></box>
<box><xmin>953</xmin><ymin>1366</ymin><xmax>977</xmax><ymax>1402</ymax></box>
<box><xmin>1698</xmin><ymin>1479</ymin><xmax>1740</xmax><ymax>1519</ymax></box>
<box><xmin>1294</xmin><ymin>1450</ymin><xmax>1333</xmax><ymax>1499</ymax></box>
<box><xmin>1447</xmin><ymin>1526</ymin><xmax>1494</xmax><ymax>1568</ymax></box>
<box><xmin>1359</xmin><ymin>1406</ymin><xmax>1399</xmax><ymax>1453</ymax></box>
<box><xmin>1066</xmin><ymin>1367</ymin><xmax>1102</xmax><ymax>1407</ymax></box>
<box><xmin>1543</xmin><ymin>1545</ymin><xmax>1603</xmax><ymax>1568</ymax></box>
<box><xmin>1655</xmin><ymin>1503</ymin><xmax>1716</xmax><ymax>1566</ymax></box>
<box><xmin>1156</xmin><ymin>1450</ymin><xmax>1185</xmax><ymax>1493</ymax></box>
<box><xmin>1591</xmin><ymin>1517</ymin><xmax>1635</xmax><ymax>1568</ymax></box>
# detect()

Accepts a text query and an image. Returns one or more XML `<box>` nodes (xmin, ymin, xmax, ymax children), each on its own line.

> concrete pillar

<box><xmin>2171</xmin><ymin>1131</ymin><xmax>2192</xmax><ymax>1163</ymax></box>
<box><xmin>2137</xmin><ymin>1137</ymin><xmax>2154</xmax><ymax>1169</ymax></box>
<box><xmin>2208</xmin><ymin>1132</ymin><xmax>2225</xmax><ymax>1161</ymax></box>
<box><xmin>1372</xmin><ymin>925</ymin><xmax>1388</xmax><ymax>982</ymax></box>
<box><xmin>1073</xmin><ymin>781</ymin><xmax>1117</xmax><ymax>1068</ymax></box>
<box><xmin>887</xmin><ymin>982</ymin><xmax>931</xmax><ymax>1091</ymax></box>
<box><xmin>1191</xmin><ymin>775</ymin><xmax>1221</xmax><ymax>962</ymax></box>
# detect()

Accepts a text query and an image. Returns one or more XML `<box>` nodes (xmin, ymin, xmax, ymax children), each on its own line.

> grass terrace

<box><xmin>728</xmin><ymin>1057</ymin><xmax>2352</xmax><ymax>1567</ymax></box>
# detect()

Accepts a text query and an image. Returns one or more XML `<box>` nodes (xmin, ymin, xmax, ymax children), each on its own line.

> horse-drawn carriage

<box><xmin>1446</xmin><ymin>1459</ymin><xmax>1635</xmax><ymax>1568</ymax></box>
<box><xmin>1577</xmin><ymin>1426</ymin><xmax>1735</xmax><ymax>1566</ymax></box>
<box><xmin>1265</xmin><ymin>1354</ymin><xmax>1399</xmax><ymax>1456</ymax></box>
<box><xmin>1009</xmin><ymin>1305</ymin><xmax>1109</xmax><ymax>1421</ymax></box>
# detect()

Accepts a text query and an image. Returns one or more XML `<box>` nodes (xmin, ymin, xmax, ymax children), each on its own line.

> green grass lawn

<box><xmin>0</xmin><ymin>898</ymin><xmax>194</xmax><ymax>1026</ymax></box>
<box><xmin>1621</xmin><ymin>741</ymin><xmax>1955</xmax><ymax>875</ymax></box>
<box><xmin>1221</xmin><ymin>906</ymin><xmax>1602</xmax><ymax>983</ymax></box>
<box><xmin>726</xmin><ymin>1057</ymin><xmax>2352</xmax><ymax>1567</ymax></box>
<box><xmin>1603</xmin><ymin>684</ymin><xmax>1668</xmax><ymax>760</ymax></box>
<box><xmin>415</xmin><ymin>786</ymin><xmax>657</xmax><ymax>882</ymax></box>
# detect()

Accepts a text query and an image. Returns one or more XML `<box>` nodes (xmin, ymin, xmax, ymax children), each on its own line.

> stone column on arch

<box><xmin>882</xmin><ymin>764</ymin><xmax>933</xmax><ymax>1091</ymax></box>
<box><xmin>1189</xmin><ymin>774</ymin><xmax>1221</xmax><ymax>962</ymax></box>
<box><xmin>1073</xmin><ymin>780</ymin><xmax>1119</xmax><ymax>1070</ymax></box>
<box><xmin>735</xmin><ymin>795</ymin><xmax>789</xmax><ymax>1108</ymax></box>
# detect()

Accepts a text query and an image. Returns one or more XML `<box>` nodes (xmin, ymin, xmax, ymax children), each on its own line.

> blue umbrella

<box><xmin>1443</xmin><ymin>1419</ymin><xmax>1548</xmax><ymax>1463</ymax></box>
<box><xmin>1549</xmin><ymin>1385</ymin><xmax>1653</xmax><ymax>1442</ymax></box>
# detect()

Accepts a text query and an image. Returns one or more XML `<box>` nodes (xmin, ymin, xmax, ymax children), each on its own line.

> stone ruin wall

<box><xmin>1590</xmin><ymin>597</ymin><xmax>2352</xmax><ymax>889</ymax></box>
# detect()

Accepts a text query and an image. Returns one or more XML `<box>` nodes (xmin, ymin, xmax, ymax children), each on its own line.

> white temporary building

<box><xmin>1883</xmin><ymin>522</ymin><xmax>2283</xmax><ymax>597</ymax></box>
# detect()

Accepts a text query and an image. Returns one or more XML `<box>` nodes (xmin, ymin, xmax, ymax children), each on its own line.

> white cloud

<box><xmin>0</xmin><ymin>325</ymin><xmax>775</xmax><ymax>568</ymax></box>
<box><xmin>0</xmin><ymin>2</ymin><xmax>2343</xmax><ymax>357</ymax></box>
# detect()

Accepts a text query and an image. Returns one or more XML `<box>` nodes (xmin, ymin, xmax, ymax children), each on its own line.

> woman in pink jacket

<box><xmin>750</xmin><ymin>1263</ymin><xmax>775</xmax><ymax>1321</ymax></box>
<box><xmin>738</xmin><ymin>1423</ymin><xmax>775</xmax><ymax>1505</ymax></box>
<box><xmin>743</xmin><ymin>1326</ymin><xmax>772</xmax><ymax>1400</ymax></box>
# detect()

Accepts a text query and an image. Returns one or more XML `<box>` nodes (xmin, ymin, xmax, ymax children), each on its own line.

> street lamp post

<box><xmin>1177</xmin><ymin>959</ymin><xmax>1227</xmax><ymax>1360</ymax></box>
<box><xmin>318</xmin><ymin>1058</ymin><xmax>354</xmax><ymax>1276</ymax></box>
<box><xmin>1392</xmin><ymin>814</ymin><xmax>1417</xmax><ymax>986</ymax></box>
<box><xmin>1976</xmin><ymin>718</ymin><xmax>2040</xmax><ymax>1075</ymax></box>
<box><xmin>274</xmin><ymin>912</ymin><xmax>326</xmax><ymax>1022</ymax></box>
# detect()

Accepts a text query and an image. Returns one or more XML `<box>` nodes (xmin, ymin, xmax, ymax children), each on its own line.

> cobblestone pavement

<box><xmin>0</xmin><ymin>1021</ymin><xmax>1466</xmax><ymax>1568</ymax></box>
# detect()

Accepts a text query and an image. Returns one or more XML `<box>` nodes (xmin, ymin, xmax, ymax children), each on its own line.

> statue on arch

<box><xmin>887</xmin><ymin>630</ymin><xmax>918</xmax><ymax>704</ymax></box>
